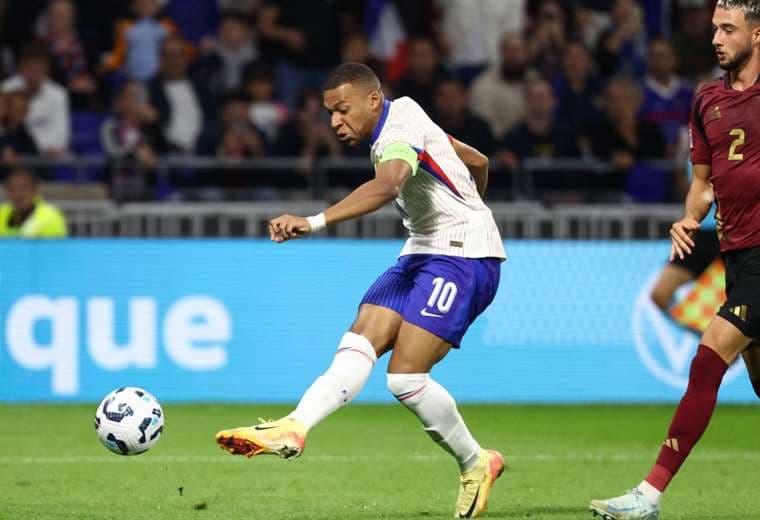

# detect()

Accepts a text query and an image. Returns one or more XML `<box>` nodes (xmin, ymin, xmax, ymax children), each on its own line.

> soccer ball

<box><xmin>95</xmin><ymin>387</ymin><xmax>164</xmax><ymax>456</ymax></box>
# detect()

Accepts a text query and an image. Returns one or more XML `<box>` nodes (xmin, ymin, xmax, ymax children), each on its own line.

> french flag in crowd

<box><xmin>363</xmin><ymin>0</ymin><xmax>408</xmax><ymax>82</ymax></box>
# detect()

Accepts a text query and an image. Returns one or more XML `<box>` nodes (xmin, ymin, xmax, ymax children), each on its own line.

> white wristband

<box><xmin>306</xmin><ymin>212</ymin><xmax>326</xmax><ymax>233</ymax></box>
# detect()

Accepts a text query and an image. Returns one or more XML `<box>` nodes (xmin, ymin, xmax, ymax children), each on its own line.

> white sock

<box><xmin>637</xmin><ymin>480</ymin><xmax>662</xmax><ymax>505</ymax></box>
<box><xmin>387</xmin><ymin>373</ymin><xmax>481</xmax><ymax>472</ymax></box>
<box><xmin>288</xmin><ymin>332</ymin><xmax>376</xmax><ymax>431</ymax></box>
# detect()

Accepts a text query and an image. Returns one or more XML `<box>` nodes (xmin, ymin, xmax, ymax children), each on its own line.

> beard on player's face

<box><xmin>718</xmin><ymin>43</ymin><xmax>753</xmax><ymax>71</ymax></box>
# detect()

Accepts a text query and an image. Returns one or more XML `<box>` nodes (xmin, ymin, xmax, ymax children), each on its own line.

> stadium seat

<box><xmin>51</xmin><ymin>111</ymin><xmax>108</xmax><ymax>183</ymax></box>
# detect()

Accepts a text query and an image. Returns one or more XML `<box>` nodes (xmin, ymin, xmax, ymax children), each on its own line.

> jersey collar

<box><xmin>370</xmin><ymin>99</ymin><xmax>391</xmax><ymax>145</ymax></box>
<box><xmin>723</xmin><ymin>72</ymin><xmax>760</xmax><ymax>90</ymax></box>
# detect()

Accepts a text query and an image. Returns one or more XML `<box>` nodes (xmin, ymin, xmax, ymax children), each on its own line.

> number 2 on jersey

<box><xmin>728</xmin><ymin>128</ymin><xmax>745</xmax><ymax>161</ymax></box>
<box><xmin>427</xmin><ymin>277</ymin><xmax>458</xmax><ymax>313</ymax></box>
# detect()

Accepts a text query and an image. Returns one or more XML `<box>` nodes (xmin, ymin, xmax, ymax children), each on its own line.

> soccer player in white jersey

<box><xmin>216</xmin><ymin>63</ymin><xmax>506</xmax><ymax>518</ymax></box>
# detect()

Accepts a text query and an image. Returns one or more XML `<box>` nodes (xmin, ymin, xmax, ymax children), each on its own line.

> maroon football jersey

<box><xmin>690</xmin><ymin>75</ymin><xmax>760</xmax><ymax>251</ymax></box>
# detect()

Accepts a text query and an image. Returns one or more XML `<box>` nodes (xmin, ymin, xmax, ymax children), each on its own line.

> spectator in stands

<box><xmin>272</xmin><ymin>89</ymin><xmax>341</xmax><ymax>165</ymax></box>
<box><xmin>38</xmin><ymin>0</ymin><xmax>99</xmax><ymax>111</ymax></box>
<box><xmin>470</xmin><ymin>32</ymin><xmax>534</xmax><ymax>140</ymax></box>
<box><xmin>218</xmin><ymin>0</ymin><xmax>259</xmax><ymax>12</ymax></box>
<box><xmin>641</xmin><ymin>38</ymin><xmax>694</xmax><ymax>156</ymax></box>
<box><xmin>72</xmin><ymin>0</ymin><xmax>132</xmax><ymax>72</ymax></box>
<box><xmin>432</xmin><ymin>77</ymin><xmax>495</xmax><ymax>157</ymax></box>
<box><xmin>434</xmin><ymin>0</ymin><xmax>525</xmax><ymax>85</ymax></box>
<box><xmin>193</xmin><ymin>12</ymin><xmax>258</xmax><ymax>99</ymax></box>
<box><xmin>165</xmin><ymin>0</ymin><xmax>219</xmax><ymax>44</ymax></box>
<box><xmin>257</xmin><ymin>0</ymin><xmax>344</xmax><ymax>109</ymax></box>
<box><xmin>526</xmin><ymin>0</ymin><xmax>569</xmax><ymax>78</ymax></box>
<box><xmin>2</xmin><ymin>42</ymin><xmax>70</xmax><ymax>156</ymax></box>
<box><xmin>0</xmin><ymin>169</ymin><xmax>67</xmax><ymax>238</ymax></box>
<box><xmin>200</xmin><ymin>90</ymin><xmax>265</xmax><ymax>160</ymax></box>
<box><xmin>587</xmin><ymin>78</ymin><xmax>665</xmax><ymax>165</ymax></box>
<box><xmin>393</xmin><ymin>37</ymin><xmax>449</xmax><ymax>115</ymax></box>
<box><xmin>341</xmin><ymin>33</ymin><xmax>385</xmax><ymax>83</ymax></box>
<box><xmin>497</xmin><ymin>78</ymin><xmax>579</xmax><ymax>170</ymax></box>
<box><xmin>0</xmin><ymin>92</ymin><xmax>38</xmax><ymax>163</ymax></box>
<box><xmin>586</xmin><ymin>78</ymin><xmax>667</xmax><ymax>201</ymax></box>
<box><xmin>243</xmin><ymin>62</ymin><xmax>288</xmax><ymax>147</ymax></box>
<box><xmin>1</xmin><ymin>0</ymin><xmax>48</xmax><ymax>58</ymax></box>
<box><xmin>595</xmin><ymin>0</ymin><xmax>646</xmax><ymax>78</ymax></box>
<box><xmin>573</xmin><ymin>3</ymin><xmax>612</xmax><ymax>50</ymax></box>
<box><xmin>672</xmin><ymin>6</ymin><xmax>716</xmax><ymax>80</ymax></box>
<box><xmin>552</xmin><ymin>40</ymin><xmax>603</xmax><ymax>136</ymax></box>
<box><xmin>148</xmin><ymin>35</ymin><xmax>211</xmax><ymax>154</ymax></box>
<box><xmin>101</xmin><ymin>81</ymin><xmax>160</xmax><ymax>166</ymax></box>
<box><xmin>193</xmin><ymin>91</ymin><xmax>266</xmax><ymax>194</ymax></box>
<box><xmin>100</xmin><ymin>81</ymin><xmax>160</xmax><ymax>201</ymax></box>
<box><xmin>101</xmin><ymin>0</ymin><xmax>178</xmax><ymax>82</ymax></box>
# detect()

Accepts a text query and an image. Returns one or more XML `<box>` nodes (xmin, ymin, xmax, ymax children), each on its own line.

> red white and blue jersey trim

<box><xmin>412</xmin><ymin>146</ymin><xmax>464</xmax><ymax>199</ymax></box>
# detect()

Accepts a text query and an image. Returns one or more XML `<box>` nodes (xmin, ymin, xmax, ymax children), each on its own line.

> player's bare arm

<box><xmin>269</xmin><ymin>159</ymin><xmax>412</xmax><ymax>243</ymax></box>
<box><xmin>670</xmin><ymin>163</ymin><xmax>713</xmax><ymax>260</ymax></box>
<box><xmin>450</xmin><ymin>137</ymin><xmax>489</xmax><ymax>198</ymax></box>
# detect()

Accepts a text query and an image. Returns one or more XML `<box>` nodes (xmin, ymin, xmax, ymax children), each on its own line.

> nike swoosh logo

<box><xmin>420</xmin><ymin>308</ymin><xmax>444</xmax><ymax>318</ymax></box>
<box><xmin>253</xmin><ymin>425</ymin><xmax>277</xmax><ymax>430</ymax></box>
<box><xmin>461</xmin><ymin>487</ymin><xmax>480</xmax><ymax>518</ymax></box>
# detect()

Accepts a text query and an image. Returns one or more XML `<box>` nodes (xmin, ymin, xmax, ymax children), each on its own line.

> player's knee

<box><xmin>348</xmin><ymin>320</ymin><xmax>396</xmax><ymax>357</ymax></box>
<box><xmin>387</xmin><ymin>373</ymin><xmax>429</xmax><ymax>402</ymax></box>
<box><xmin>340</xmin><ymin>328</ymin><xmax>389</xmax><ymax>360</ymax></box>
<box><xmin>335</xmin><ymin>332</ymin><xmax>377</xmax><ymax>362</ymax></box>
<box><xmin>752</xmin><ymin>380</ymin><xmax>760</xmax><ymax>400</ymax></box>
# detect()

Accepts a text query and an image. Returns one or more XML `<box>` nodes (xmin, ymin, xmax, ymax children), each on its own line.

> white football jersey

<box><xmin>370</xmin><ymin>97</ymin><xmax>506</xmax><ymax>259</ymax></box>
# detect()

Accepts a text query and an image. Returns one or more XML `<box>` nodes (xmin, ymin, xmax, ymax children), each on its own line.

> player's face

<box><xmin>712</xmin><ymin>7</ymin><xmax>760</xmax><ymax>71</ymax></box>
<box><xmin>323</xmin><ymin>84</ymin><xmax>382</xmax><ymax>146</ymax></box>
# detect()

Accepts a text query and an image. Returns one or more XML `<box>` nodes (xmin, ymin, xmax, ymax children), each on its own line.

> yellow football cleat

<box><xmin>454</xmin><ymin>449</ymin><xmax>506</xmax><ymax>518</ymax></box>
<box><xmin>215</xmin><ymin>417</ymin><xmax>307</xmax><ymax>459</ymax></box>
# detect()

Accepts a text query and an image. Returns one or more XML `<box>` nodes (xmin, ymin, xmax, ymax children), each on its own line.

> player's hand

<box><xmin>268</xmin><ymin>214</ymin><xmax>311</xmax><ymax>243</ymax></box>
<box><xmin>670</xmin><ymin>217</ymin><xmax>699</xmax><ymax>261</ymax></box>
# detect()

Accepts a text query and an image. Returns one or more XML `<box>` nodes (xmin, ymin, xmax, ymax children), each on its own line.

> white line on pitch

<box><xmin>1</xmin><ymin>451</ymin><xmax>759</xmax><ymax>464</ymax></box>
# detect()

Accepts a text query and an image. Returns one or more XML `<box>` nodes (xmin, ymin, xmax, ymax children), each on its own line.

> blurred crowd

<box><xmin>0</xmin><ymin>0</ymin><xmax>721</xmax><ymax>202</ymax></box>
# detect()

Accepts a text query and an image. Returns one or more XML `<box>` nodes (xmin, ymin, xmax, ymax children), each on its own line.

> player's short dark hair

<box><xmin>323</xmin><ymin>63</ymin><xmax>381</xmax><ymax>92</ymax></box>
<box><xmin>717</xmin><ymin>0</ymin><xmax>760</xmax><ymax>22</ymax></box>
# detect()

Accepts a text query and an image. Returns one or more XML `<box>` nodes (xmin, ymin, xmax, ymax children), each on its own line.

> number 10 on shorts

<box><xmin>427</xmin><ymin>277</ymin><xmax>458</xmax><ymax>314</ymax></box>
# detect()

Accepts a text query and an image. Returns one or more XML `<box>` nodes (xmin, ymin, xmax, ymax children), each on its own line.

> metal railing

<box><xmin>2</xmin><ymin>155</ymin><xmax>683</xmax><ymax>238</ymax></box>
<box><xmin>7</xmin><ymin>155</ymin><xmax>678</xmax><ymax>201</ymax></box>
<box><xmin>45</xmin><ymin>200</ymin><xmax>683</xmax><ymax>239</ymax></box>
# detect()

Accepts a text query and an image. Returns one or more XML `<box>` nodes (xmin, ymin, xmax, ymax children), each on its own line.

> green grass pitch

<box><xmin>1</xmin><ymin>403</ymin><xmax>758</xmax><ymax>519</ymax></box>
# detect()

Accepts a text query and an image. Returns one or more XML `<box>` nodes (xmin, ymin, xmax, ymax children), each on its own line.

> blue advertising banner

<box><xmin>0</xmin><ymin>240</ymin><xmax>755</xmax><ymax>403</ymax></box>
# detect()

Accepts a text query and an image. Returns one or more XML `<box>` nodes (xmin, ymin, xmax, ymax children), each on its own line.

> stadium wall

<box><xmin>0</xmin><ymin>240</ymin><xmax>754</xmax><ymax>403</ymax></box>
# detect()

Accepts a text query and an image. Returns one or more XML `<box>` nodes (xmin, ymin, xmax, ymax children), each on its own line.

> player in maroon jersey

<box><xmin>590</xmin><ymin>2</ymin><xmax>760</xmax><ymax>519</ymax></box>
